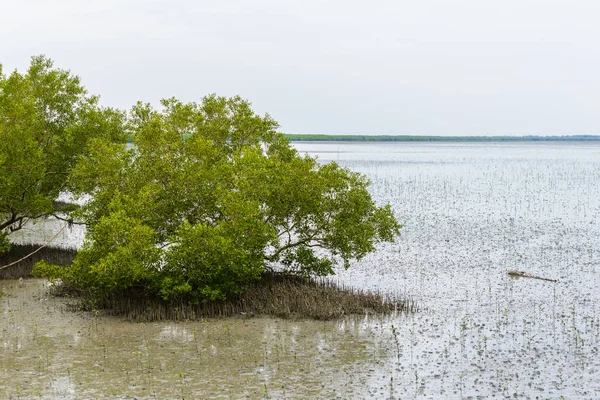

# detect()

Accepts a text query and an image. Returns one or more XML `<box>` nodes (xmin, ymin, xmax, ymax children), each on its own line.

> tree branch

<box><xmin>51</xmin><ymin>213</ymin><xmax>87</xmax><ymax>226</ymax></box>
<box><xmin>265</xmin><ymin>235</ymin><xmax>326</xmax><ymax>262</ymax></box>
<box><xmin>0</xmin><ymin>216</ymin><xmax>18</xmax><ymax>231</ymax></box>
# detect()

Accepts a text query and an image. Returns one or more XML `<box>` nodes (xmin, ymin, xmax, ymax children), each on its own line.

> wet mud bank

<box><xmin>0</xmin><ymin>245</ymin><xmax>76</xmax><ymax>279</ymax></box>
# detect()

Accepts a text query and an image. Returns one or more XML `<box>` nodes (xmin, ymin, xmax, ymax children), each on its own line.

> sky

<box><xmin>1</xmin><ymin>0</ymin><xmax>599</xmax><ymax>136</ymax></box>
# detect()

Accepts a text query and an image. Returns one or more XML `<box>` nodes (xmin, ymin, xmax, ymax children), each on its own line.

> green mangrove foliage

<box><xmin>0</xmin><ymin>56</ymin><xmax>126</xmax><ymax>252</ymax></box>
<box><xmin>35</xmin><ymin>96</ymin><xmax>400</xmax><ymax>302</ymax></box>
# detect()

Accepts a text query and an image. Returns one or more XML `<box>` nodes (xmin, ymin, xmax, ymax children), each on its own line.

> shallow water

<box><xmin>299</xmin><ymin>141</ymin><xmax>600</xmax><ymax>399</ymax></box>
<box><xmin>3</xmin><ymin>142</ymin><xmax>600</xmax><ymax>399</ymax></box>
<box><xmin>1</xmin><ymin>279</ymin><xmax>400</xmax><ymax>399</ymax></box>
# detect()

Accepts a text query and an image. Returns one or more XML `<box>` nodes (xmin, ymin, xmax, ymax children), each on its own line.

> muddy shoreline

<box><xmin>1</xmin><ymin>278</ymin><xmax>401</xmax><ymax>399</ymax></box>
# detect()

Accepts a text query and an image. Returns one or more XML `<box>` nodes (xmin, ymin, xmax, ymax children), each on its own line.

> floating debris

<box><xmin>507</xmin><ymin>270</ymin><xmax>558</xmax><ymax>283</ymax></box>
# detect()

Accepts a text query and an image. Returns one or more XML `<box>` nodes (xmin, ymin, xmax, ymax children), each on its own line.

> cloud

<box><xmin>1</xmin><ymin>0</ymin><xmax>599</xmax><ymax>135</ymax></box>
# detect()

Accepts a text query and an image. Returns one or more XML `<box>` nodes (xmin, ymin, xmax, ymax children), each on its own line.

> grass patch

<box><xmin>54</xmin><ymin>271</ymin><xmax>416</xmax><ymax>321</ymax></box>
<box><xmin>0</xmin><ymin>244</ymin><xmax>77</xmax><ymax>279</ymax></box>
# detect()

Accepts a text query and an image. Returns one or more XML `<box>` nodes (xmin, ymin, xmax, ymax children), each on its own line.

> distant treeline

<box><xmin>285</xmin><ymin>134</ymin><xmax>600</xmax><ymax>142</ymax></box>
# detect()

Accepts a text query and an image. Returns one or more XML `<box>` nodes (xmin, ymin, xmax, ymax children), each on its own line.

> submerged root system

<box><xmin>54</xmin><ymin>271</ymin><xmax>416</xmax><ymax>321</ymax></box>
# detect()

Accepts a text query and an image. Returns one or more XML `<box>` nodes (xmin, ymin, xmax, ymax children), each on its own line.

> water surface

<box><xmin>3</xmin><ymin>142</ymin><xmax>600</xmax><ymax>399</ymax></box>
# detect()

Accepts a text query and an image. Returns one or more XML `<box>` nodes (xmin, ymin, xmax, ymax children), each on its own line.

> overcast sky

<box><xmin>1</xmin><ymin>0</ymin><xmax>599</xmax><ymax>136</ymax></box>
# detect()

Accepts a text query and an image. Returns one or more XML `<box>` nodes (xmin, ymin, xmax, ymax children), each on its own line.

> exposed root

<box><xmin>51</xmin><ymin>271</ymin><xmax>417</xmax><ymax>321</ymax></box>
